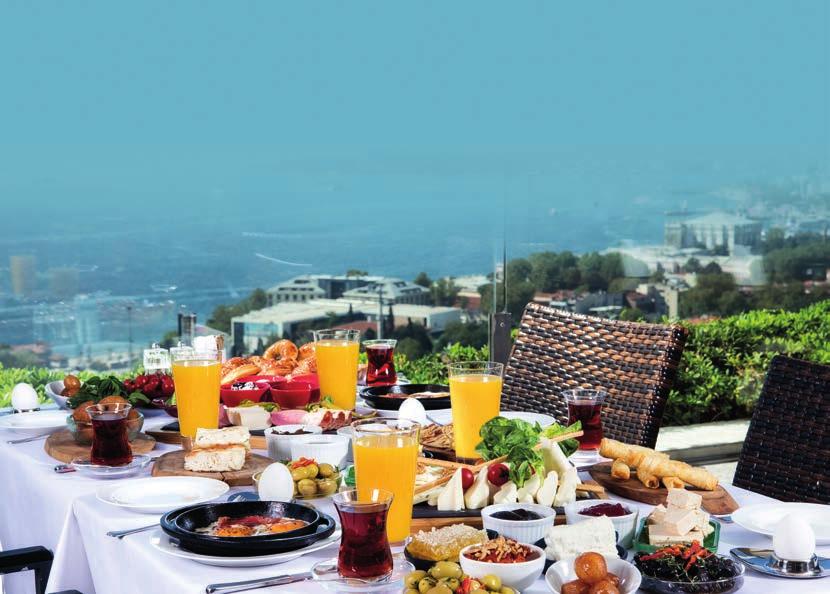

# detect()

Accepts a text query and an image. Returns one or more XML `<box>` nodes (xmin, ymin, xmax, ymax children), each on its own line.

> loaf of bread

<box><xmin>194</xmin><ymin>426</ymin><xmax>251</xmax><ymax>450</ymax></box>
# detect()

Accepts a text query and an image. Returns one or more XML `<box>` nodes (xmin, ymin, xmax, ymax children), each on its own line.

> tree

<box><xmin>413</xmin><ymin>272</ymin><xmax>432</xmax><ymax>288</ymax></box>
<box><xmin>430</xmin><ymin>278</ymin><xmax>460</xmax><ymax>306</ymax></box>
<box><xmin>391</xmin><ymin>321</ymin><xmax>433</xmax><ymax>356</ymax></box>
<box><xmin>619</xmin><ymin>308</ymin><xmax>646</xmax><ymax>322</ymax></box>
<box><xmin>681</xmin><ymin>272</ymin><xmax>747</xmax><ymax>317</ymax></box>
<box><xmin>345</xmin><ymin>269</ymin><xmax>368</xmax><ymax>277</ymax></box>
<box><xmin>684</xmin><ymin>258</ymin><xmax>702</xmax><ymax>273</ymax></box>
<box><xmin>702</xmin><ymin>262</ymin><xmax>722</xmax><ymax>274</ymax></box>
<box><xmin>207</xmin><ymin>288</ymin><xmax>269</xmax><ymax>334</ymax></box>
<box><xmin>478</xmin><ymin>281</ymin><xmax>536</xmax><ymax>318</ymax></box>
<box><xmin>434</xmin><ymin>321</ymin><xmax>489</xmax><ymax>350</ymax></box>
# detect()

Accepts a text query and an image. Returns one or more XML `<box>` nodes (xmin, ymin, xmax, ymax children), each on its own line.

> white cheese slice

<box><xmin>553</xmin><ymin>466</ymin><xmax>579</xmax><ymax>506</ymax></box>
<box><xmin>536</xmin><ymin>471</ymin><xmax>559</xmax><ymax>506</ymax></box>
<box><xmin>648</xmin><ymin>526</ymin><xmax>704</xmax><ymax>546</ymax></box>
<box><xmin>540</xmin><ymin>438</ymin><xmax>571</xmax><ymax>479</ymax></box>
<box><xmin>544</xmin><ymin>515</ymin><xmax>618</xmax><ymax>560</ymax></box>
<box><xmin>661</xmin><ymin>508</ymin><xmax>699</xmax><ymax>536</ymax></box>
<box><xmin>516</xmin><ymin>473</ymin><xmax>541</xmax><ymax>504</ymax></box>
<box><xmin>437</xmin><ymin>468</ymin><xmax>465</xmax><ymax>512</ymax></box>
<box><xmin>493</xmin><ymin>481</ymin><xmax>518</xmax><ymax>504</ymax></box>
<box><xmin>464</xmin><ymin>469</ymin><xmax>490</xmax><ymax>510</ymax></box>
<box><xmin>666</xmin><ymin>488</ymin><xmax>702</xmax><ymax>510</ymax></box>
<box><xmin>648</xmin><ymin>504</ymin><xmax>668</xmax><ymax>525</ymax></box>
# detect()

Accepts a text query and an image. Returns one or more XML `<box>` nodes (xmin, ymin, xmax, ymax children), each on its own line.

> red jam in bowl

<box><xmin>578</xmin><ymin>503</ymin><xmax>631</xmax><ymax>517</ymax></box>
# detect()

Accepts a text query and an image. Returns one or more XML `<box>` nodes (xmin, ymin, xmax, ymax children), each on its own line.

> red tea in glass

<box><xmin>364</xmin><ymin>340</ymin><xmax>397</xmax><ymax>387</ymax></box>
<box><xmin>332</xmin><ymin>489</ymin><xmax>394</xmax><ymax>580</ymax></box>
<box><xmin>564</xmin><ymin>389</ymin><xmax>606</xmax><ymax>451</ymax></box>
<box><xmin>87</xmin><ymin>404</ymin><xmax>133</xmax><ymax>466</ymax></box>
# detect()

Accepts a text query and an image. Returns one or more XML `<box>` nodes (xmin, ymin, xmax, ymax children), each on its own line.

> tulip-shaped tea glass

<box><xmin>331</xmin><ymin>488</ymin><xmax>394</xmax><ymax>580</ymax></box>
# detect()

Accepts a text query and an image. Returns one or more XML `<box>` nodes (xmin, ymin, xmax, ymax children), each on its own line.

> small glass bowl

<box><xmin>252</xmin><ymin>469</ymin><xmax>342</xmax><ymax>500</ymax></box>
<box><xmin>638</xmin><ymin>559</ymin><xmax>745</xmax><ymax>594</ymax></box>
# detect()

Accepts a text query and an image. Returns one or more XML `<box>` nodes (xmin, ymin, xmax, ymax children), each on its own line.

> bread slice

<box><xmin>194</xmin><ymin>426</ymin><xmax>251</xmax><ymax>450</ymax></box>
<box><xmin>185</xmin><ymin>444</ymin><xmax>247</xmax><ymax>472</ymax></box>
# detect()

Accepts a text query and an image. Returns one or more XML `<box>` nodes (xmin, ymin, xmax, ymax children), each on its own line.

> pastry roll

<box><xmin>599</xmin><ymin>438</ymin><xmax>668</xmax><ymax>468</ymax></box>
<box><xmin>662</xmin><ymin>476</ymin><xmax>685</xmax><ymax>489</ymax></box>
<box><xmin>639</xmin><ymin>455</ymin><xmax>718</xmax><ymax>491</ymax></box>
<box><xmin>611</xmin><ymin>459</ymin><xmax>630</xmax><ymax>480</ymax></box>
<box><xmin>636</xmin><ymin>468</ymin><xmax>660</xmax><ymax>489</ymax></box>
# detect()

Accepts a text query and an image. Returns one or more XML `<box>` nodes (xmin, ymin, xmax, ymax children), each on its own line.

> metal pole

<box><xmin>127</xmin><ymin>305</ymin><xmax>133</xmax><ymax>365</ymax></box>
<box><xmin>377</xmin><ymin>285</ymin><xmax>384</xmax><ymax>339</ymax></box>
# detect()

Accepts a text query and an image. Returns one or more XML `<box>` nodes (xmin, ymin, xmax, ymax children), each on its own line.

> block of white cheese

<box><xmin>516</xmin><ymin>473</ymin><xmax>541</xmax><ymax>504</ymax></box>
<box><xmin>692</xmin><ymin>509</ymin><xmax>710</xmax><ymax>531</ymax></box>
<box><xmin>666</xmin><ymin>488</ymin><xmax>702</xmax><ymax>510</ymax></box>
<box><xmin>648</xmin><ymin>504</ymin><xmax>668</xmax><ymax>525</ymax></box>
<box><xmin>662</xmin><ymin>507</ymin><xmax>699</xmax><ymax>536</ymax></box>
<box><xmin>540</xmin><ymin>438</ymin><xmax>571</xmax><ymax>479</ymax></box>
<box><xmin>493</xmin><ymin>481</ymin><xmax>518</xmax><ymax>504</ymax></box>
<box><xmin>464</xmin><ymin>469</ymin><xmax>490</xmax><ymax>510</ymax></box>
<box><xmin>226</xmin><ymin>405</ymin><xmax>271</xmax><ymax>431</ymax></box>
<box><xmin>544</xmin><ymin>515</ymin><xmax>618</xmax><ymax>561</ymax></box>
<box><xmin>536</xmin><ymin>471</ymin><xmax>559</xmax><ymax>507</ymax></box>
<box><xmin>437</xmin><ymin>468</ymin><xmax>465</xmax><ymax>512</ymax></box>
<box><xmin>553</xmin><ymin>466</ymin><xmax>578</xmax><ymax>506</ymax></box>
<box><xmin>648</xmin><ymin>525</ymin><xmax>704</xmax><ymax>546</ymax></box>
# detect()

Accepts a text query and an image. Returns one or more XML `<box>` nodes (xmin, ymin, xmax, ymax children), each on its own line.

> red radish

<box><xmin>487</xmin><ymin>463</ymin><xmax>509</xmax><ymax>486</ymax></box>
<box><xmin>461</xmin><ymin>468</ymin><xmax>474</xmax><ymax>490</ymax></box>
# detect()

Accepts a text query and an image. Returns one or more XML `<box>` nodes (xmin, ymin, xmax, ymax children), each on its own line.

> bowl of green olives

<box><xmin>288</xmin><ymin>457</ymin><xmax>341</xmax><ymax>499</ymax></box>
<box><xmin>403</xmin><ymin>561</ymin><xmax>520</xmax><ymax>594</ymax></box>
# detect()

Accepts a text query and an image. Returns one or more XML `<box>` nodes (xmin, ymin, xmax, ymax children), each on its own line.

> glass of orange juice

<box><xmin>352</xmin><ymin>419</ymin><xmax>420</xmax><ymax>543</ymax></box>
<box><xmin>313</xmin><ymin>329</ymin><xmax>360</xmax><ymax>410</ymax></box>
<box><xmin>448</xmin><ymin>361</ymin><xmax>504</xmax><ymax>460</ymax></box>
<box><xmin>171</xmin><ymin>347</ymin><xmax>221</xmax><ymax>441</ymax></box>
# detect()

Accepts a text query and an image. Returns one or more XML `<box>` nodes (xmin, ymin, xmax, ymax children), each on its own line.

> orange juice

<box><xmin>315</xmin><ymin>339</ymin><xmax>359</xmax><ymax>409</ymax></box>
<box><xmin>353</xmin><ymin>430</ymin><xmax>419</xmax><ymax>542</ymax></box>
<box><xmin>449</xmin><ymin>374</ymin><xmax>502</xmax><ymax>459</ymax></box>
<box><xmin>171</xmin><ymin>359</ymin><xmax>221</xmax><ymax>438</ymax></box>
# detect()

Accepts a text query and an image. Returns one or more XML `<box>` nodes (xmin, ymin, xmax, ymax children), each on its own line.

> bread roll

<box><xmin>662</xmin><ymin>476</ymin><xmax>685</xmax><ymax>489</ymax></box>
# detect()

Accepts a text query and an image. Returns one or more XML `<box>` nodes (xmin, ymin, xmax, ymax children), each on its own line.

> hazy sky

<box><xmin>0</xmin><ymin>1</ymin><xmax>827</xmax><ymax>230</ymax></box>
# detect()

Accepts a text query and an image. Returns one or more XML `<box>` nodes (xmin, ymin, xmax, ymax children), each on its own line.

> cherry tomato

<box><xmin>461</xmin><ymin>468</ymin><xmax>474</xmax><ymax>490</ymax></box>
<box><xmin>487</xmin><ymin>463</ymin><xmax>509</xmax><ymax>486</ymax></box>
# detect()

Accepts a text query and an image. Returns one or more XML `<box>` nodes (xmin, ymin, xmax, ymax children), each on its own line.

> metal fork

<box><xmin>107</xmin><ymin>523</ymin><xmax>158</xmax><ymax>539</ymax></box>
<box><xmin>6</xmin><ymin>434</ymin><xmax>49</xmax><ymax>445</ymax></box>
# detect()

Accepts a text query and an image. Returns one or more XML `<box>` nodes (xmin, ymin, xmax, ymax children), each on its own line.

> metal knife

<box><xmin>205</xmin><ymin>572</ymin><xmax>312</xmax><ymax>593</ymax></box>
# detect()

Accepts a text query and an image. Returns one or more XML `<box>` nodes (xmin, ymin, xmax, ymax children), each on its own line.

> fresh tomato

<box><xmin>487</xmin><ymin>462</ymin><xmax>509</xmax><ymax>486</ymax></box>
<box><xmin>460</xmin><ymin>468</ymin><xmax>474</xmax><ymax>490</ymax></box>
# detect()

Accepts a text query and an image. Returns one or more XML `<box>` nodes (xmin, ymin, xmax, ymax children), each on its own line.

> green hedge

<box><xmin>4</xmin><ymin>301</ymin><xmax>830</xmax><ymax>426</ymax></box>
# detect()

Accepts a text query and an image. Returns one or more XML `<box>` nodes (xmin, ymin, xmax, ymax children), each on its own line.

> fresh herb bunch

<box><xmin>67</xmin><ymin>375</ymin><xmax>150</xmax><ymax>408</ymax></box>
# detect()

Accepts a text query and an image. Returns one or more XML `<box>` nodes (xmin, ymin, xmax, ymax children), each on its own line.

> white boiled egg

<box><xmin>257</xmin><ymin>463</ymin><xmax>294</xmax><ymax>502</ymax></box>
<box><xmin>11</xmin><ymin>383</ymin><xmax>39</xmax><ymax>411</ymax></box>
<box><xmin>398</xmin><ymin>397</ymin><xmax>428</xmax><ymax>425</ymax></box>
<box><xmin>773</xmin><ymin>514</ymin><xmax>816</xmax><ymax>561</ymax></box>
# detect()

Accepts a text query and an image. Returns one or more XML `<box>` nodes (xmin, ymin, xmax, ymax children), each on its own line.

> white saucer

<box><xmin>150</xmin><ymin>528</ymin><xmax>341</xmax><ymax>567</ymax></box>
<box><xmin>70</xmin><ymin>454</ymin><xmax>153</xmax><ymax>479</ymax></box>
<box><xmin>0</xmin><ymin>410</ymin><xmax>68</xmax><ymax>436</ymax></box>
<box><xmin>732</xmin><ymin>503</ymin><xmax>830</xmax><ymax>545</ymax></box>
<box><xmin>97</xmin><ymin>476</ymin><xmax>229</xmax><ymax>513</ymax></box>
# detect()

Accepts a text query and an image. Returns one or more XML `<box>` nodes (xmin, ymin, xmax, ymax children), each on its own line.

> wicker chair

<box><xmin>501</xmin><ymin>303</ymin><xmax>688</xmax><ymax>448</ymax></box>
<box><xmin>733</xmin><ymin>355</ymin><xmax>830</xmax><ymax>503</ymax></box>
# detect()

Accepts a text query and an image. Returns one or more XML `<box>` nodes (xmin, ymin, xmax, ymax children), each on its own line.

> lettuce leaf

<box><xmin>541</xmin><ymin>420</ymin><xmax>582</xmax><ymax>458</ymax></box>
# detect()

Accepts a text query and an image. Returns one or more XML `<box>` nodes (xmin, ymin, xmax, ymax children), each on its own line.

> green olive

<box><xmin>499</xmin><ymin>588</ymin><xmax>515</xmax><ymax>594</ymax></box>
<box><xmin>297</xmin><ymin>478</ymin><xmax>317</xmax><ymax>497</ymax></box>
<box><xmin>290</xmin><ymin>467</ymin><xmax>308</xmax><ymax>481</ymax></box>
<box><xmin>316</xmin><ymin>478</ymin><xmax>338</xmax><ymax>496</ymax></box>
<box><xmin>480</xmin><ymin>574</ymin><xmax>502</xmax><ymax>591</ymax></box>
<box><xmin>317</xmin><ymin>462</ymin><xmax>335</xmax><ymax>478</ymax></box>
<box><xmin>442</xmin><ymin>577</ymin><xmax>460</xmax><ymax>591</ymax></box>
<box><xmin>470</xmin><ymin>590</ymin><xmax>488</xmax><ymax>594</ymax></box>
<box><xmin>417</xmin><ymin>577</ymin><xmax>436</xmax><ymax>594</ymax></box>
<box><xmin>428</xmin><ymin>561</ymin><xmax>462</xmax><ymax>580</ymax></box>
<box><xmin>305</xmin><ymin>463</ymin><xmax>319</xmax><ymax>478</ymax></box>
<box><xmin>404</xmin><ymin>570</ymin><xmax>426</xmax><ymax>588</ymax></box>
<box><xmin>425</xmin><ymin>586</ymin><xmax>452</xmax><ymax>594</ymax></box>
<box><xmin>404</xmin><ymin>590</ymin><xmax>420</xmax><ymax>594</ymax></box>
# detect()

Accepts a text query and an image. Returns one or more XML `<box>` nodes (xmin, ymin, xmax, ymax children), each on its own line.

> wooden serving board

<box><xmin>588</xmin><ymin>462</ymin><xmax>739</xmax><ymax>515</ymax></box>
<box><xmin>45</xmin><ymin>430</ymin><xmax>156</xmax><ymax>463</ymax></box>
<box><xmin>409</xmin><ymin>479</ymin><xmax>607</xmax><ymax>533</ymax></box>
<box><xmin>145</xmin><ymin>429</ymin><xmax>267</xmax><ymax>450</ymax></box>
<box><xmin>151</xmin><ymin>450</ymin><xmax>272</xmax><ymax>486</ymax></box>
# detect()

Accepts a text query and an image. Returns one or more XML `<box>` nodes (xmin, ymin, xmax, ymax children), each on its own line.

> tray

<box><xmin>633</xmin><ymin>518</ymin><xmax>721</xmax><ymax>553</ymax></box>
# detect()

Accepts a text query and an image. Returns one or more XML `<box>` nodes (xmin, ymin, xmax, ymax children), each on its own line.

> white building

<box><xmin>341</xmin><ymin>278</ymin><xmax>429</xmax><ymax>305</ymax></box>
<box><xmin>664</xmin><ymin>212</ymin><xmax>762</xmax><ymax>253</ymax></box>
<box><xmin>231</xmin><ymin>299</ymin><xmax>461</xmax><ymax>353</ymax></box>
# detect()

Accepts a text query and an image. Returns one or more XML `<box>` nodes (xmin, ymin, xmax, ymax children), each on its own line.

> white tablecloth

<box><xmin>2</xmin><ymin>415</ymin><xmax>829</xmax><ymax>594</ymax></box>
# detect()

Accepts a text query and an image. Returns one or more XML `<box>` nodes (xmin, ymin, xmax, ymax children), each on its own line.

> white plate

<box><xmin>425</xmin><ymin>409</ymin><xmax>557</xmax><ymax>427</ymax></box>
<box><xmin>0</xmin><ymin>410</ymin><xmax>68</xmax><ymax>436</ymax></box>
<box><xmin>150</xmin><ymin>528</ymin><xmax>341</xmax><ymax>567</ymax></box>
<box><xmin>732</xmin><ymin>503</ymin><xmax>830</xmax><ymax>545</ymax></box>
<box><xmin>97</xmin><ymin>477</ymin><xmax>229</xmax><ymax>514</ymax></box>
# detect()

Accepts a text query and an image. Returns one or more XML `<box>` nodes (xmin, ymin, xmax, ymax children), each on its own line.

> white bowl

<box><xmin>45</xmin><ymin>381</ymin><xmax>70</xmax><ymax>409</ymax></box>
<box><xmin>336</xmin><ymin>426</ymin><xmax>354</xmax><ymax>464</ymax></box>
<box><xmin>265</xmin><ymin>425</ymin><xmax>322</xmax><ymax>461</ymax></box>
<box><xmin>545</xmin><ymin>556</ymin><xmax>642</xmax><ymax>594</ymax></box>
<box><xmin>482</xmin><ymin>503</ymin><xmax>556</xmax><ymax>544</ymax></box>
<box><xmin>289</xmin><ymin>433</ymin><xmax>350</xmax><ymax>468</ymax></box>
<box><xmin>564</xmin><ymin>499</ymin><xmax>639</xmax><ymax>548</ymax></box>
<box><xmin>459</xmin><ymin>541</ymin><xmax>545</xmax><ymax>591</ymax></box>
